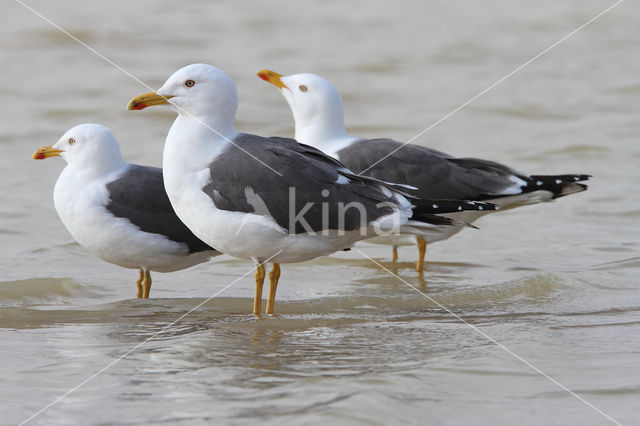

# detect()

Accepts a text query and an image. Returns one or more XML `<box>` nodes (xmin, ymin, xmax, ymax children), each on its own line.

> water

<box><xmin>1</xmin><ymin>0</ymin><xmax>639</xmax><ymax>424</ymax></box>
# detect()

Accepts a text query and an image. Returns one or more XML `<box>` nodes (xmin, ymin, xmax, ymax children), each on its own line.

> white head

<box><xmin>257</xmin><ymin>70</ymin><xmax>349</xmax><ymax>145</ymax></box>
<box><xmin>128</xmin><ymin>64</ymin><xmax>238</xmax><ymax>127</ymax></box>
<box><xmin>33</xmin><ymin>123</ymin><xmax>125</xmax><ymax>176</ymax></box>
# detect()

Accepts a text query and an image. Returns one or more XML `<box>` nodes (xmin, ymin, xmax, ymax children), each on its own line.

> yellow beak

<box><xmin>257</xmin><ymin>69</ymin><xmax>288</xmax><ymax>90</ymax></box>
<box><xmin>33</xmin><ymin>145</ymin><xmax>62</xmax><ymax>160</ymax></box>
<box><xmin>127</xmin><ymin>92</ymin><xmax>174</xmax><ymax>111</ymax></box>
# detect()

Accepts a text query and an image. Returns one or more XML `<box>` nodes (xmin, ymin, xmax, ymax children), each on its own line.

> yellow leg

<box><xmin>416</xmin><ymin>236</ymin><xmax>427</xmax><ymax>273</ymax></box>
<box><xmin>253</xmin><ymin>264</ymin><xmax>266</xmax><ymax>316</ymax></box>
<box><xmin>142</xmin><ymin>270</ymin><xmax>152</xmax><ymax>299</ymax></box>
<box><xmin>136</xmin><ymin>269</ymin><xmax>144</xmax><ymax>298</ymax></box>
<box><xmin>392</xmin><ymin>245</ymin><xmax>398</xmax><ymax>262</ymax></box>
<box><xmin>266</xmin><ymin>263</ymin><xmax>281</xmax><ymax>315</ymax></box>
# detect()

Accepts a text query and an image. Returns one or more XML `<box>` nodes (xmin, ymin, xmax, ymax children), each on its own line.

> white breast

<box><xmin>53</xmin><ymin>167</ymin><xmax>199</xmax><ymax>272</ymax></box>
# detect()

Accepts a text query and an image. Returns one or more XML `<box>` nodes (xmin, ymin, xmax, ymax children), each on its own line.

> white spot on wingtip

<box><xmin>573</xmin><ymin>176</ymin><xmax>580</xmax><ymax>181</ymax></box>
<box><xmin>457</xmin><ymin>205</ymin><xmax>463</xmax><ymax>211</ymax></box>
<box><xmin>478</xmin><ymin>206</ymin><xmax>483</xmax><ymax>211</ymax></box>
<box><xmin>555</xmin><ymin>179</ymin><xmax>562</xmax><ymax>184</ymax></box>
<box><xmin>432</xmin><ymin>203</ymin><xmax>438</xmax><ymax>209</ymax></box>
<box><xmin>537</xmin><ymin>181</ymin><xmax>543</xmax><ymax>186</ymax></box>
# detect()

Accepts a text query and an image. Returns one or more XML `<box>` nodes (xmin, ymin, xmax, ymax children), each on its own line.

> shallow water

<box><xmin>1</xmin><ymin>0</ymin><xmax>640</xmax><ymax>424</ymax></box>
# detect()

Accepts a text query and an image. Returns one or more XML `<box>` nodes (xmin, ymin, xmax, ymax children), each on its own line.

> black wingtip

<box><xmin>413</xmin><ymin>199</ymin><xmax>499</xmax><ymax>215</ymax></box>
<box><xmin>530</xmin><ymin>174</ymin><xmax>591</xmax><ymax>185</ymax></box>
<box><xmin>411</xmin><ymin>214</ymin><xmax>458</xmax><ymax>227</ymax></box>
<box><xmin>527</xmin><ymin>174</ymin><xmax>591</xmax><ymax>199</ymax></box>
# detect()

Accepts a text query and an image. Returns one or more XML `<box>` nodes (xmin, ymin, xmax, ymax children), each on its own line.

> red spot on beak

<box><xmin>34</xmin><ymin>152</ymin><xmax>45</xmax><ymax>160</ymax></box>
<box><xmin>257</xmin><ymin>73</ymin><xmax>269</xmax><ymax>82</ymax></box>
<box><xmin>131</xmin><ymin>103</ymin><xmax>147</xmax><ymax>110</ymax></box>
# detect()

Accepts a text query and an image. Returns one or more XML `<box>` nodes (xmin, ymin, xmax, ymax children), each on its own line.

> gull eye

<box><xmin>185</xmin><ymin>79</ymin><xmax>195</xmax><ymax>87</ymax></box>
<box><xmin>299</xmin><ymin>85</ymin><xmax>308</xmax><ymax>92</ymax></box>
<box><xmin>68</xmin><ymin>138</ymin><xmax>76</xmax><ymax>145</ymax></box>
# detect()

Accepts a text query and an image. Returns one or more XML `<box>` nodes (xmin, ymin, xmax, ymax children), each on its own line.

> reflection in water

<box><xmin>2</xmin><ymin>270</ymin><xmax>640</xmax><ymax>424</ymax></box>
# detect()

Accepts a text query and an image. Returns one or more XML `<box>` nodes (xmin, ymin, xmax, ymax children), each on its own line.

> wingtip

<box><xmin>472</xmin><ymin>200</ymin><xmax>499</xmax><ymax>211</ymax></box>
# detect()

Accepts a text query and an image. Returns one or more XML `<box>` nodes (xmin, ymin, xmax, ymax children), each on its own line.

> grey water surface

<box><xmin>1</xmin><ymin>0</ymin><xmax>639</xmax><ymax>425</ymax></box>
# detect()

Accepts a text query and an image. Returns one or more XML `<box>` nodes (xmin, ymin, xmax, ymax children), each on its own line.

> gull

<box><xmin>257</xmin><ymin>70</ymin><xmax>590</xmax><ymax>271</ymax></box>
<box><xmin>127</xmin><ymin>64</ymin><xmax>496</xmax><ymax>314</ymax></box>
<box><xmin>33</xmin><ymin>123</ymin><xmax>219</xmax><ymax>298</ymax></box>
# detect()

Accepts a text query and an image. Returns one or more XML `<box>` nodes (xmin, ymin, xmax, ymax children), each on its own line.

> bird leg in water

<box><xmin>392</xmin><ymin>245</ymin><xmax>398</xmax><ymax>262</ymax></box>
<box><xmin>254</xmin><ymin>263</ymin><xmax>266</xmax><ymax>316</ymax></box>
<box><xmin>142</xmin><ymin>270</ymin><xmax>152</xmax><ymax>298</ymax></box>
<box><xmin>416</xmin><ymin>237</ymin><xmax>427</xmax><ymax>273</ymax></box>
<box><xmin>136</xmin><ymin>269</ymin><xmax>144</xmax><ymax>299</ymax></box>
<box><xmin>266</xmin><ymin>263</ymin><xmax>281</xmax><ymax>315</ymax></box>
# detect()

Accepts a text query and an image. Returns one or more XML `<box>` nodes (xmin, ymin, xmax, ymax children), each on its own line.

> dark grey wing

<box><xmin>267</xmin><ymin>136</ymin><xmax>349</xmax><ymax>169</ymax></box>
<box><xmin>204</xmin><ymin>133</ymin><xmax>397</xmax><ymax>234</ymax></box>
<box><xmin>105</xmin><ymin>164</ymin><xmax>217</xmax><ymax>253</ymax></box>
<box><xmin>266</xmin><ymin>136</ymin><xmax>419</xmax><ymax>196</ymax></box>
<box><xmin>337</xmin><ymin>139</ymin><xmax>589</xmax><ymax>200</ymax></box>
<box><xmin>204</xmin><ymin>134</ymin><xmax>497</xmax><ymax>234</ymax></box>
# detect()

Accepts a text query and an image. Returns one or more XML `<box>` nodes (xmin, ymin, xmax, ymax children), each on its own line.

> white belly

<box><xmin>54</xmin><ymin>181</ymin><xmax>207</xmax><ymax>273</ymax></box>
<box><xmin>166</xmin><ymin>179</ymin><xmax>362</xmax><ymax>264</ymax></box>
